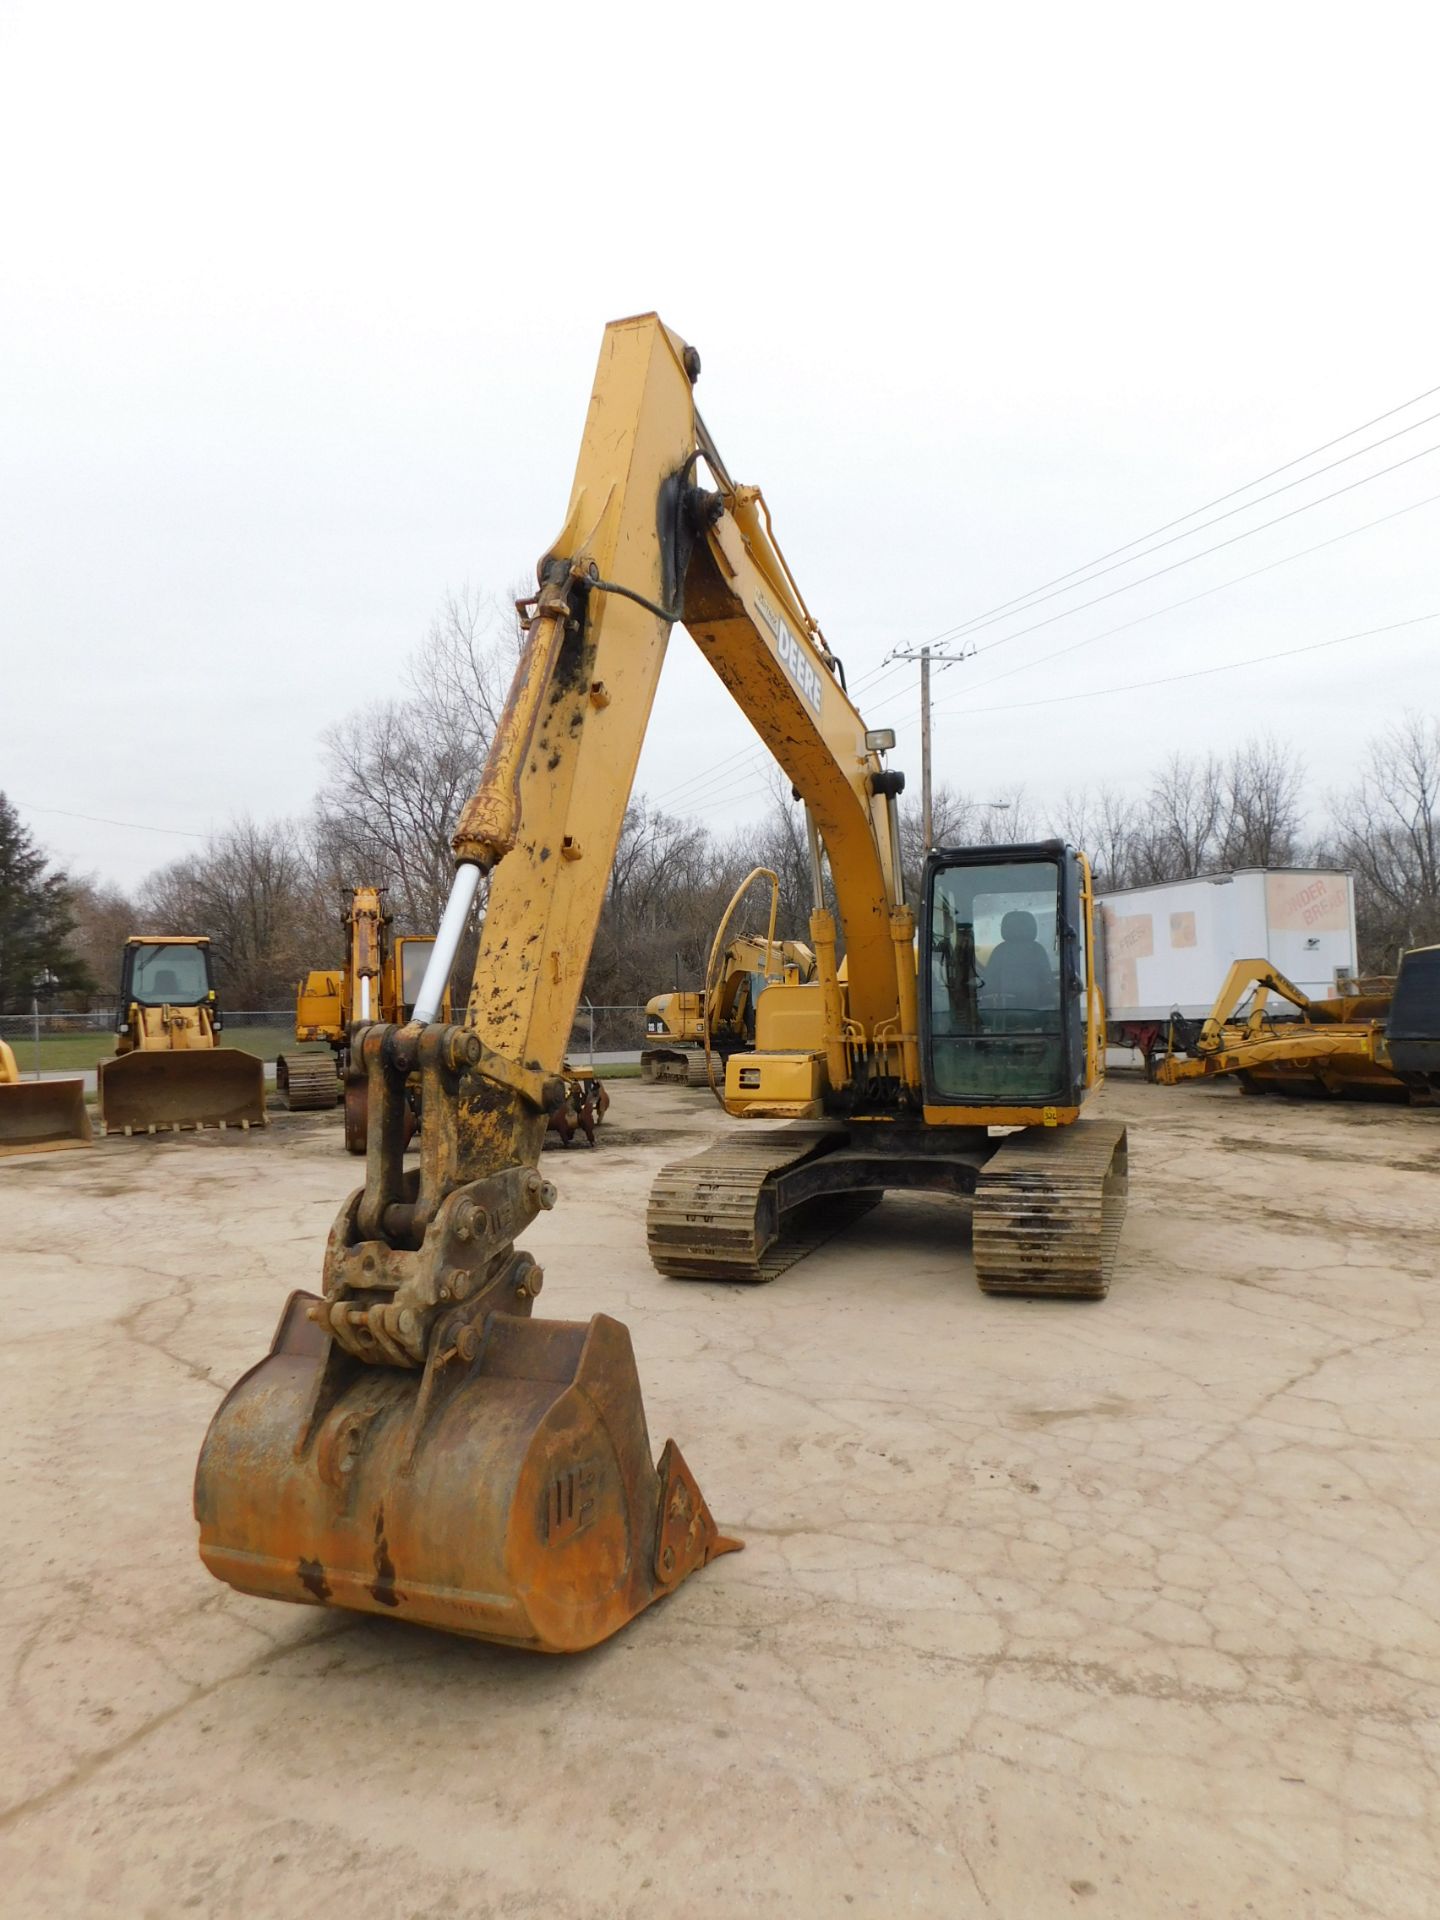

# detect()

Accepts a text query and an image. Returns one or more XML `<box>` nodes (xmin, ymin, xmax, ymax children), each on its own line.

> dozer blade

<box><xmin>99</xmin><ymin>1047</ymin><xmax>267</xmax><ymax>1135</ymax></box>
<box><xmin>0</xmin><ymin>1078</ymin><xmax>94</xmax><ymax>1157</ymax></box>
<box><xmin>195</xmin><ymin>1293</ymin><xmax>741</xmax><ymax>1652</ymax></box>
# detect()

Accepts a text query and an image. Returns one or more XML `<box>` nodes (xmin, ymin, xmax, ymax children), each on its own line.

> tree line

<box><xmin>4</xmin><ymin>592</ymin><xmax>1437</xmax><ymax>1015</ymax></box>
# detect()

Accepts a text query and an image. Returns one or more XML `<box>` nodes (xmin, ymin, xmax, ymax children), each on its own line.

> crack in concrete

<box><xmin>0</xmin><ymin>1619</ymin><xmax>362</xmax><ymax>1835</ymax></box>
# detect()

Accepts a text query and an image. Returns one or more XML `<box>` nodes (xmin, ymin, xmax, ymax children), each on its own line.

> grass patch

<box><xmin>12</xmin><ymin>1028</ymin><xmax>327</xmax><ymax>1073</ymax></box>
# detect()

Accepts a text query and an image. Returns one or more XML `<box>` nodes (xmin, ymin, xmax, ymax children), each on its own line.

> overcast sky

<box><xmin>2</xmin><ymin>3</ymin><xmax>1436</xmax><ymax>891</ymax></box>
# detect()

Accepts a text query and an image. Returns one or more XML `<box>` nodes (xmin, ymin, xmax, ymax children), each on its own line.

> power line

<box><xmin>16</xmin><ymin>800</ymin><xmax>206</xmax><ymax>839</ymax></box>
<box><xmin>924</xmin><ymin>484</ymin><xmax>1440</xmax><ymax>717</ymax></box>
<box><xmin>647</xmin><ymin>652</ymin><xmax>902</xmax><ymax>809</ymax></box>
<box><xmin>918</xmin><ymin>407</ymin><xmax>1440</xmax><ymax>653</ymax></box>
<box><xmin>651</xmin><ymin>745</ymin><xmax>770</xmax><ymax>808</ymax></box>
<box><xmin>935</xmin><ymin>611</ymin><xmax>1438</xmax><ymax>717</ymax></box>
<box><xmin>650</xmin><ymin>382</ymin><xmax>1440</xmax><ymax>813</ymax></box>
<box><xmin>902</xmin><ymin>378</ymin><xmax>1440</xmax><ymax>650</ymax></box>
<box><xmin>907</xmin><ymin>436</ymin><xmax>1440</xmax><ymax>672</ymax></box>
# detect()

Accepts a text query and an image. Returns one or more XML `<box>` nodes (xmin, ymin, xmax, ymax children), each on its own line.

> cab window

<box><xmin>131</xmin><ymin>944</ymin><xmax>210</xmax><ymax>1006</ymax></box>
<box><xmin>927</xmin><ymin>860</ymin><xmax>1064</xmax><ymax>1102</ymax></box>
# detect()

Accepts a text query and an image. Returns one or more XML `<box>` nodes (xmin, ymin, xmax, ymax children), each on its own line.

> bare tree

<box><xmin>1324</xmin><ymin>714</ymin><xmax>1440</xmax><ymax>968</ymax></box>
<box><xmin>64</xmin><ymin>875</ymin><xmax>138</xmax><ymax>1003</ymax></box>
<box><xmin>315</xmin><ymin>586</ymin><xmax>523</xmax><ymax>930</ymax></box>
<box><xmin>140</xmin><ymin>817</ymin><xmax>324</xmax><ymax>1005</ymax></box>
<box><xmin>1129</xmin><ymin>752</ymin><xmax>1224</xmax><ymax>882</ymax></box>
<box><xmin>1051</xmin><ymin>785</ymin><xmax>1142</xmax><ymax>892</ymax></box>
<box><xmin>1218</xmin><ymin>736</ymin><xmax>1305</xmax><ymax>868</ymax></box>
<box><xmin>583</xmin><ymin>798</ymin><xmax>744</xmax><ymax>1008</ymax></box>
<box><xmin>894</xmin><ymin>781</ymin><xmax>1038</xmax><ymax>907</ymax></box>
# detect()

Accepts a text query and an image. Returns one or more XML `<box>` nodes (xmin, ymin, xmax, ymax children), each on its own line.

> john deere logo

<box><xmin>756</xmin><ymin>591</ymin><xmax>824</xmax><ymax>715</ymax></box>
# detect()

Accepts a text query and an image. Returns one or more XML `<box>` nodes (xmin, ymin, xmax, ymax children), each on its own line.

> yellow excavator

<box><xmin>642</xmin><ymin>885</ymin><xmax>816</xmax><ymax>1085</ymax></box>
<box><xmin>195</xmin><ymin>313</ymin><xmax>1127</xmax><ymax>1654</ymax></box>
<box><xmin>0</xmin><ymin>1035</ymin><xmax>93</xmax><ymax>1156</ymax></box>
<box><xmin>99</xmin><ymin>936</ymin><xmax>266</xmax><ymax>1136</ymax></box>
<box><xmin>277</xmin><ymin>885</ymin><xmax>604</xmax><ymax>1148</ymax></box>
<box><xmin>276</xmin><ymin>886</ymin><xmax>446</xmax><ymax>1152</ymax></box>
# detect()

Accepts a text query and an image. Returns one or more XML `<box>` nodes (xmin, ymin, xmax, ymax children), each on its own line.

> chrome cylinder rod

<box><xmin>412</xmin><ymin>862</ymin><xmax>483</xmax><ymax>1024</ymax></box>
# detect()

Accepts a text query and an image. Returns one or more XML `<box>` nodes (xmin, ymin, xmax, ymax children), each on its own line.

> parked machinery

<box><xmin>98</xmin><ymin>937</ymin><xmax>265</xmax><ymax>1136</ymax></box>
<box><xmin>276</xmin><ymin>887</ymin><xmax>444</xmax><ymax>1152</ymax></box>
<box><xmin>0</xmin><ymin>1035</ymin><xmax>93</xmax><ymax>1157</ymax></box>
<box><xmin>195</xmin><ymin>313</ymin><xmax>1128</xmax><ymax>1655</ymax></box>
<box><xmin>279</xmin><ymin>885</ymin><xmax>604</xmax><ymax>1149</ymax></box>
<box><xmin>642</xmin><ymin>872</ymin><xmax>815</xmax><ymax>1086</ymax></box>
<box><xmin>1155</xmin><ymin>947</ymin><xmax>1440</xmax><ymax>1102</ymax></box>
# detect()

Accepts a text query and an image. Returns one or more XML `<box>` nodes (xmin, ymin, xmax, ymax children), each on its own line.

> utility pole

<box><xmin>883</xmin><ymin>641</ymin><xmax>974</xmax><ymax>854</ymax></box>
<box><xmin>920</xmin><ymin>646</ymin><xmax>932</xmax><ymax>853</ymax></box>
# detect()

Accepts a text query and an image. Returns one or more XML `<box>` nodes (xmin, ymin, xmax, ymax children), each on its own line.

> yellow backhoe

<box><xmin>277</xmin><ymin>885</ymin><xmax>603</xmax><ymax>1148</ymax></box>
<box><xmin>276</xmin><ymin>886</ymin><xmax>447</xmax><ymax>1152</ymax></box>
<box><xmin>195</xmin><ymin>313</ymin><xmax>1127</xmax><ymax>1655</ymax></box>
<box><xmin>0</xmin><ymin>1035</ymin><xmax>93</xmax><ymax>1156</ymax></box>
<box><xmin>1155</xmin><ymin>948</ymin><xmax>1440</xmax><ymax>1102</ymax></box>
<box><xmin>99</xmin><ymin>936</ymin><xmax>266</xmax><ymax>1136</ymax></box>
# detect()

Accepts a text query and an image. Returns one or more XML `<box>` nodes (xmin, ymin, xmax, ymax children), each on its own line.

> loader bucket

<box><xmin>195</xmin><ymin>1292</ymin><xmax>740</xmax><ymax>1652</ymax></box>
<box><xmin>99</xmin><ymin>1047</ymin><xmax>267</xmax><ymax>1135</ymax></box>
<box><xmin>0</xmin><ymin>1078</ymin><xmax>94</xmax><ymax>1157</ymax></box>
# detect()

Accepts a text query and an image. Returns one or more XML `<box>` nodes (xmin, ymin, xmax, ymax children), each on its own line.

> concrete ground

<box><xmin>1</xmin><ymin>1076</ymin><xmax>1437</xmax><ymax>1918</ymax></box>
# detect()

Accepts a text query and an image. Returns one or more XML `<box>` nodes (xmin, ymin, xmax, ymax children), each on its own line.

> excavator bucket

<box><xmin>195</xmin><ymin>1293</ymin><xmax>740</xmax><ymax>1651</ymax></box>
<box><xmin>99</xmin><ymin>1047</ymin><xmax>267</xmax><ymax>1135</ymax></box>
<box><xmin>0</xmin><ymin>1078</ymin><xmax>94</xmax><ymax>1157</ymax></box>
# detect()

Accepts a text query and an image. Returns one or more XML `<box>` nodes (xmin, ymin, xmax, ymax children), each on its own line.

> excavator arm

<box><xmin>195</xmin><ymin>313</ymin><xmax>913</xmax><ymax>1651</ymax></box>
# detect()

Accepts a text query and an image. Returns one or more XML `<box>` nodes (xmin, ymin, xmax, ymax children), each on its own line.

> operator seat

<box><xmin>981</xmin><ymin>911</ymin><xmax>1056</xmax><ymax>1007</ymax></box>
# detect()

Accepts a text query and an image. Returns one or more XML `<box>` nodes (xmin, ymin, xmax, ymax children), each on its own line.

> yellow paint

<box><xmin>723</xmin><ymin>1051</ymin><xmax>823</xmax><ymax>1112</ymax></box>
<box><xmin>923</xmin><ymin>1104</ymin><xmax>1082</xmax><ymax>1128</ymax></box>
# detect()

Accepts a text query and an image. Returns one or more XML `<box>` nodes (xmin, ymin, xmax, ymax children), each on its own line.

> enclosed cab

<box><xmin>921</xmin><ymin>841</ymin><xmax>1100</xmax><ymax>1123</ymax></box>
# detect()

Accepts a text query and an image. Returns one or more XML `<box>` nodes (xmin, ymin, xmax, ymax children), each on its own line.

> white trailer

<box><xmin>1098</xmin><ymin>868</ymin><xmax>1358</xmax><ymax>1055</ymax></box>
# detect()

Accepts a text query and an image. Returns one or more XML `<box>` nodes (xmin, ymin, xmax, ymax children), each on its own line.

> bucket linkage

<box><xmin>196</xmin><ymin>1018</ymin><xmax>739</xmax><ymax>1652</ymax></box>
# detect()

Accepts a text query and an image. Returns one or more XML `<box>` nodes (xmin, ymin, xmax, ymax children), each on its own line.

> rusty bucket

<box><xmin>195</xmin><ymin>1293</ymin><xmax>740</xmax><ymax>1652</ymax></box>
<box><xmin>0</xmin><ymin>1077</ymin><xmax>94</xmax><ymax>1156</ymax></box>
<box><xmin>99</xmin><ymin>1048</ymin><xmax>267</xmax><ymax>1135</ymax></box>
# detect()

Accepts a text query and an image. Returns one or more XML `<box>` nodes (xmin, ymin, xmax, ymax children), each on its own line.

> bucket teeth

<box><xmin>99</xmin><ymin>1048</ymin><xmax>266</xmax><ymax>1135</ymax></box>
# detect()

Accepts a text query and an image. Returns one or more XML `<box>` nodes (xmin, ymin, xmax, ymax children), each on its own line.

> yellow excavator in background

<box><xmin>0</xmin><ymin>1035</ymin><xmax>93</xmax><ymax>1156</ymax></box>
<box><xmin>195</xmin><ymin>313</ymin><xmax>1127</xmax><ymax>1655</ymax></box>
<box><xmin>277</xmin><ymin>885</ymin><xmax>604</xmax><ymax>1148</ymax></box>
<box><xmin>642</xmin><ymin>918</ymin><xmax>816</xmax><ymax>1086</ymax></box>
<box><xmin>1155</xmin><ymin>948</ymin><xmax>1440</xmax><ymax>1102</ymax></box>
<box><xmin>99</xmin><ymin>936</ymin><xmax>266</xmax><ymax>1136</ymax></box>
<box><xmin>276</xmin><ymin>886</ymin><xmax>446</xmax><ymax>1153</ymax></box>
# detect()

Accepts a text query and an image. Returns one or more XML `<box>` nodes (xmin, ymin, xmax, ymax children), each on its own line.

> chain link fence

<box><xmin>568</xmin><ymin>1004</ymin><xmax>648</xmax><ymax>1060</ymax></box>
<box><xmin>2</xmin><ymin>1005</ymin><xmax>652</xmax><ymax>1071</ymax></box>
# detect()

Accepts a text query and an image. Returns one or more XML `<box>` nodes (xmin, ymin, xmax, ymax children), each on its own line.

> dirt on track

<box><xmin>1</xmin><ymin>1077</ymin><xmax>1437</xmax><ymax>1919</ymax></box>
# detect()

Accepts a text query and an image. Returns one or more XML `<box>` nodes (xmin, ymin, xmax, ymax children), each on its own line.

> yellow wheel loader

<box><xmin>0</xmin><ymin>1035</ymin><xmax>93</xmax><ymax>1157</ymax></box>
<box><xmin>98</xmin><ymin>937</ymin><xmax>266</xmax><ymax>1136</ymax></box>
<box><xmin>1155</xmin><ymin>947</ymin><xmax>1440</xmax><ymax>1102</ymax></box>
<box><xmin>195</xmin><ymin>313</ymin><xmax>1127</xmax><ymax>1655</ymax></box>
